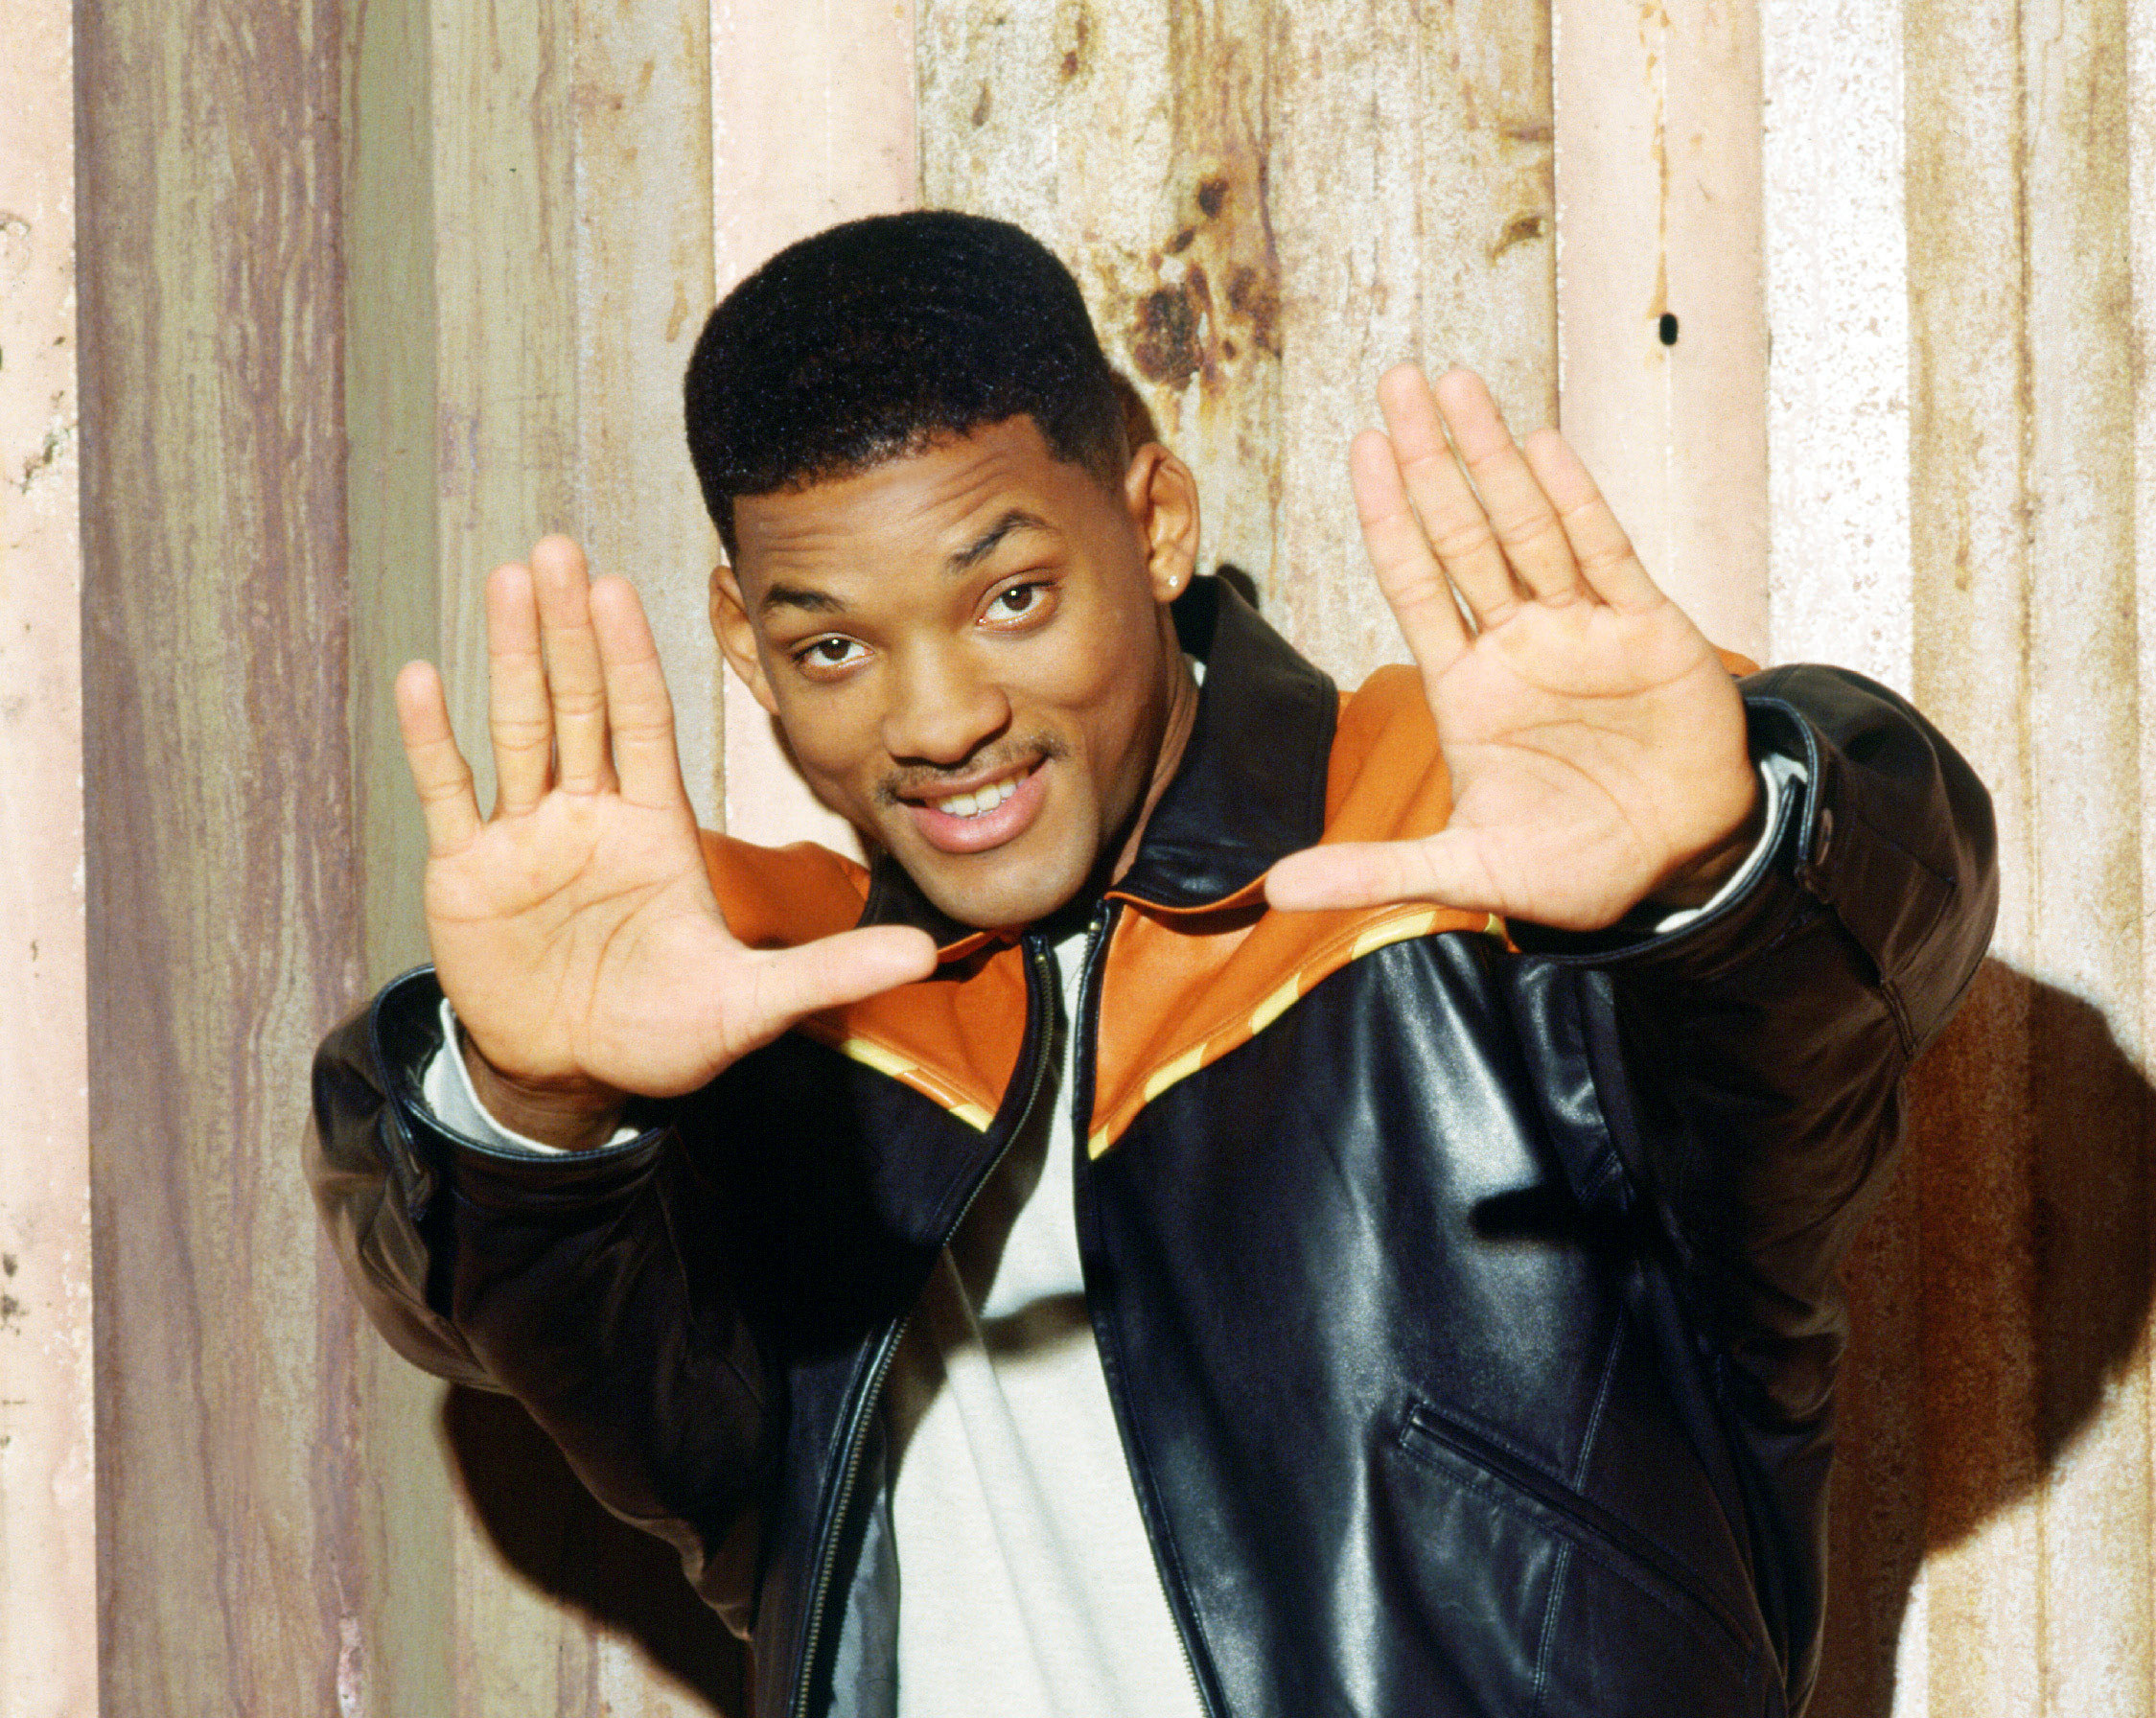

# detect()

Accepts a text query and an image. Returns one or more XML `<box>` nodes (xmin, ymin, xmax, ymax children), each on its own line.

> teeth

<box><xmin>932</xmin><ymin>774</ymin><xmax>1022</xmax><ymax>818</ymax></box>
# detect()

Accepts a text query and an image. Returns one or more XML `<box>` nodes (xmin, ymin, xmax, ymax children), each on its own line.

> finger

<box><xmin>1350</xmin><ymin>429</ymin><xmax>1470</xmax><ymax>677</ymax></box>
<box><xmin>1375</xmin><ymin>364</ymin><xmax>1524</xmax><ymax>624</ymax></box>
<box><xmin>531</xmin><ymin>535</ymin><xmax>614</xmax><ymax>795</ymax></box>
<box><xmin>486</xmin><ymin>562</ymin><xmax>553</xmax><ymax>816</ymax></box>
<box><xmin>1426</xmin><ymin>367</ymin><xmax>1586</xmax><ymax>608</ymax></box>
<box><xmin>1263</xmin><ymin>833</ymin><xmax>1499</xmax><ymax>916</ymax></box>
<box><xmin>1519</xmin><ymin>429</ymin><xmax>1664</xmax><ymax>612</ymax></box>
<box><xmin>743</xmin><ymin>927</ymin><xmax>940</xmax><ymax>1038</ymax></box>
<box><xmin>394</xmin><ymin>660</ymin><xmax>483</xmax><ymax>856</ymax></box>
<box><xmin>590</xmin><ymin>575</ymin><xmax>691</xmax><ymax>813</ymax></box>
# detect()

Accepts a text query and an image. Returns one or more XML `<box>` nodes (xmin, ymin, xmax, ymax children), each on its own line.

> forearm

<box><xmin>308</xmin><ymin>971</ymin><xmax>768</xmax><ymax>1438</ymax></box>
<box><xmin>1518</xmin><ymin>666</ymin><xmax>1998</xmax><ymax>1409</ymax></box>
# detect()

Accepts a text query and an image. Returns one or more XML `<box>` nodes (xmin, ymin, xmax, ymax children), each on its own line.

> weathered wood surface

<box><xmin>918</xmin><ymin>0</ymin><xmax>1557</xmax><ymax>690</ymax></box>
<box><xmin>1766</xmin><ymin>0</ymin><xmax>2156</xmax><ymax>1711</ymax></box>
<box><xmin>1555</xmin><ymin>0</ymin><xmax>1769</xmax><ymax>662</ymax></box>
<box><xmin>710</xmin><ymin>0</ymin><xmax>916</xmax><ymax>851</ymax></box>
<box><xmin>76</xmin><ymin>0</ymin><xmax>364</xmax><ymax>1707</ymax></box>
<box><xmin>79</xmin><ymin>0</ymin><xmax>744</xmax><ymax>1708</ymax></box>
<box><xmin>51</xmin><ymin>0</ymin><xmax>2156</xmax><ymax>1709</ymax></box>
<box><xmin>347</xmin><ymin>0</ymin><xmax>745</xmax><ymax>1708</ymax></box>
<box><xmin>0</xmin><ymin>0</ymin><xmax>96</xmax><ymax>1711</ymax></box>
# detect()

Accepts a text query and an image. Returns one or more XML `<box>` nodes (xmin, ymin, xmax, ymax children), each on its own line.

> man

<box><xmin>311</xmin><ymin>211</ymin><xmax>1996</xmax><ymax>1717</ymax></box>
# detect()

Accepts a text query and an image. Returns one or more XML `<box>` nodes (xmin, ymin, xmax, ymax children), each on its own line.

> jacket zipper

<box><xmin>787</xmin><ymin>937</ymin><xmax>1063</xmax><ymax>1718</ymax></box>
<box><xmin>1066</xmin><ymin>901</ymin><xmax>1218</xmax><ymax>1718</ymax></box>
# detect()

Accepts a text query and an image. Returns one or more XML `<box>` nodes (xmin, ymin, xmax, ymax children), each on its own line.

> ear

<box><xmin>709</xmin><ymin>562</ymin><xmax>780</xmax><ymax>717</ymax></box>
<box><xmin>1122</xmin><ymin>443</ymin><xmax>1200</xmax><ymax>605</ymax></box>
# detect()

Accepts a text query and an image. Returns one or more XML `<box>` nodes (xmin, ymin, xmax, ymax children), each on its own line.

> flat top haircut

<box><xmin>684</xmin><ymin>210</ymin><xmax>1129</xmax><ymax>558</ymax></box>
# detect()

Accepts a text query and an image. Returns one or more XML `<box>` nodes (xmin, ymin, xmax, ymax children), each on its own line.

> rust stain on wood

<box><xmin>919</xmin><ymin>0</ymin><xmax>1554</xmax><ymax>685</ymax></box>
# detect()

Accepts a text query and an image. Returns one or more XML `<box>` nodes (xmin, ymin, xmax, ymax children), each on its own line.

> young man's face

<box><xmin>712</xmin><ymin>415</ymin><xmax>1200</xmax><ymax>931</ymax></box>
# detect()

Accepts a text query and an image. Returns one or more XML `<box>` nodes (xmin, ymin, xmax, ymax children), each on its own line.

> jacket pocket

<box><xmin>1389</xmin><ymin>1401</ymin><xmax>1773</xmax><ymax>1718</ymax></box>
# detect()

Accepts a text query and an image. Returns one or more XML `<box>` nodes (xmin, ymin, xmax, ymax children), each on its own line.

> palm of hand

<box><xmin>423</xmin><ymin>790</ymin><xmax>750</xmax><ymax>1099</ymax></box>
<box><xmin>1265</xmin><ymin>366</ymin><xmax>1758</xmax><ymax>930</ymax></box>
<box><xmin>1423</xmin><ymin>597</ymin><xmax>1750</xmax><ymax>929</ymax></box>
<box><xmin>395</xmin><ymin>538</ymin><xmax>935</xmax><ymax>1135</ymax></box>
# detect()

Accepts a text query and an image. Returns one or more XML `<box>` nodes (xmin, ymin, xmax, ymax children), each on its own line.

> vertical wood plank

<box><xmin>1897</xmin><ymin>27</ymin><xmax>2043</xmax><ymax>1707</ymax></box>
<box><xmin>77</xmin><ymin>0</ymin><xmax>362</xmax><ymax>1708</ymax></box>
<box><xmin>1759</xmin><ymin>0</ymin><xmax>1912</xmax><ymax>687</ymax></box>
<box><xmin>570</xmin><ymin>0</ymin><xmax>723</xmax><ymax>827</ymax></box>
<box><xmin>343</xmin><ymin>0</ymin><xmax>741</xmax><ymax>1707</ymax></box>
<box><xmin>918</xmin><ymin>0</ymin><xmax>1555</xmax><ymax>690</ymax></box>
<box><xmin>341</xmin><ymin>0</ymin><xmax>463</xmax><ymax>1701</ymax></box>
<box><xmin>430</xmin><ymin>0</ymin><xmax>582</xmax><ymax>827</ymax></box>
<box><xmin>1553</xmin><ymin>0</ymin><xmax>1769</xmax><ymax>663</ymax></box>
<box><xmin>0</xmin><ymin>0</ymin><xmax>96</xmax><ymax>1709</ymax></box>
<box><xmin>2015</xmin><ymin>0</ymin><xmax>2151</xmax><ymax>1701</ymax></box>
<box><xmin>710</xmin><ymin>0</ymin><xmax>916</xmax><ymax>849</ymax></box>
<box><xmin>1776</xmin><ymin>0</ymin><xmax>2156</xmax><ymax>1705</ymax></box>
<box><xmin>346</xmin><ymin>0</ymin><xmax>442</xmax><ymax>988</ymax></box>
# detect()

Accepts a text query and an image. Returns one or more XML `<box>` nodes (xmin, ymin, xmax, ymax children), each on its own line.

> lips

<box><xmin>903</xmin><ymin>759</ymin><xmax>1051</xmax><ymax>855</ymax></box>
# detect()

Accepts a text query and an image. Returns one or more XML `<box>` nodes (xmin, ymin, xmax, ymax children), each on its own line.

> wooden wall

<box><xmin>0</xmin><ymin>0</ymin><xmax>95</xmax><ymax>1711</ymax></box>
<box><xmin>24</xmin><ymin>0</ymin><xmax>2156</xmax><ymax>1710</ymax></box>
<box><xmin>71</xmin><ymin>0</ymin><xmax>743</xmax><ymax>1709</ymax></box>
<box><xmin>919</xmin><ymin>0</ymin><xmax>1558</xmax><ymax>685</ymax></box>
<box><xmin>1774</xmin><ymin>0</ymin><xmax>2156</xmax><ymax>1709</ymax></box>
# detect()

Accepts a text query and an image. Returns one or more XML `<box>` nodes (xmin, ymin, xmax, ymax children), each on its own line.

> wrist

<box><xmin>1645</xmin><ymin>774</ymin><xmax>1767</xmax><ymax>911</ymax></box>
<box><xmin>458</xmin><ymin>1027</ymin><xmax>629</xmax><ymax>1152</ymax></box>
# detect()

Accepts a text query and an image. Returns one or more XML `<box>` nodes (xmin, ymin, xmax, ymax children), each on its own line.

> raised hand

<box><xmin>1264</xmin><ymin>366</ymin><xmax>1760</xmax><ymax>932</ymax></box>
<box><xmin>397</xmin><ymin>536</ymin><xmax>937</xmax><ymax>1148</ymax></box>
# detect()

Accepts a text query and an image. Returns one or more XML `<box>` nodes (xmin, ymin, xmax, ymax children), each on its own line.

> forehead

<box><xmin>729</xmin><ymin>416</ymin><xmax>1117</xmax><ymax>599</ymax></box>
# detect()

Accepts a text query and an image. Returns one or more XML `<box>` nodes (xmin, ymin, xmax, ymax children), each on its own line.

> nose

<box><xmin>879</xmin><ymin>640</ymin><xmax>1011</xmax><ymax>766</ymax></box>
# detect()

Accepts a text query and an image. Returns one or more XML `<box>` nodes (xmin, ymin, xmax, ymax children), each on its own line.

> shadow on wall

<box><xmin>439</xmin><ymin>1386</ymin><xmax>751</xmax><ymax>1711</ymax></box>
<box><xmin>1813</xmin><ymin>957</ymin><xmax>2155</xmax><ymax>1718</ymax></box>
<box><xmin>429</xmin><ymin>955</ymin><xmax>2150</xmax><ymax>1717</ymax></box>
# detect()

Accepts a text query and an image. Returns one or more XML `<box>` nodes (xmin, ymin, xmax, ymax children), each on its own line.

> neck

<box><xmin>1107</xmin><ymin>635</ymin><xmax>1201</xmax><ymax>886</ymax></box>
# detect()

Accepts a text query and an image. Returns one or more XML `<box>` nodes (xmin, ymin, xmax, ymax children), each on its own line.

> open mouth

<box><xmin>925</xmin><ymin>773</ymin><xmax>1025</xmax><ymax>820</ymax></box>
<box><xmin>903</xmin><ymin>758</ymin><xmax>1050</xmax><ymax>854</ymax></box>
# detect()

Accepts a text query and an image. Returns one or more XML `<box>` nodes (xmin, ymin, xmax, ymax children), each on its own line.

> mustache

<box><xmin>875</xmin><ymin>735</ymin><xmax>1069</xmax><ymax>807</ymax></box>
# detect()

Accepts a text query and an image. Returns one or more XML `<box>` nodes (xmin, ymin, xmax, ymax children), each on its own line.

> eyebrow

<box><xmin>758</xmin><ymin>581</ymin><xmax>847</xmax><ymax>617</ymax></box>
<box><xmin>947</xmin><ymin>509</ymin><xmax>1055</xmax><ymax>573</ymax></box>
<box><xmin>755</xmin><ymin>509</ymin><xmax>1056</xmax><ymax>616</ymax></box>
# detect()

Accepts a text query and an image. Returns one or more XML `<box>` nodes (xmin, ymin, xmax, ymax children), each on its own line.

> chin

<box><xmin>907</xmin><ymin>845</ymin><xmax>1096</xmax><ymax>933</ymax></box>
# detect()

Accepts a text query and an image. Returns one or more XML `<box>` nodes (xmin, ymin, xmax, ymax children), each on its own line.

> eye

<box><xmin>983</xmin><ymin>580</ymin><xmax>1054</xmax><ymax>625</ymax></box>
<box><xmin>790</xmin><ymin>634</ymin><xmax>869</xmax><ymax>677</ymax></box>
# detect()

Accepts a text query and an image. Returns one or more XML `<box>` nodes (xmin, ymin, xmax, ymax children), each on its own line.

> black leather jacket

<box><xmin>310</xmin><ymin>581</ymin><xmax>1996</xmax><ymax>1718</ymax></box>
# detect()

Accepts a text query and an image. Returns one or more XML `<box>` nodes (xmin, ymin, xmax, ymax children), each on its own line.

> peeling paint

<box><xmin>15</xmin><ymin>415</ymin><xmax>73</xmax><ymax>494</ymax></box>
<box><xmin>1129</xmin><ymin>279</ymin><xmax>1204</xmax><ymax>388</ymax></box>
<box><xmin>1491</xmin><ymin>209</ymin><xmax>1547</xmax><ymax>261</ymax></box>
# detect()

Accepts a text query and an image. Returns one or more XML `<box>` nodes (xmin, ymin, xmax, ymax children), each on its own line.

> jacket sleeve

<box><xmin>305</xmin><ymin>966</ymin><xmax>771</xmax><ymax>1631</ymax></box>
<box><xmin>1516</xmin><ymin>663</ymin><xmax>1999</xmax><ymax>1426</ymax></box>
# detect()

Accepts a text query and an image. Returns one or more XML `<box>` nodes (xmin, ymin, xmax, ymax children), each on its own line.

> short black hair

<box><xmin>684</xmin><ymin>210</ymin><xmax>1128</xmax><ymax>557</ymax></box>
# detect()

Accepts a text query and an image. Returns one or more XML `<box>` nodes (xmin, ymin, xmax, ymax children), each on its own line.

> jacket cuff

<box><xmin>1506</xmin><ymin>704</ymin><xmax>1816</xmax><ymax>977</ymax></box>
<box><xmin>1511</xmin><ymin>665</ymin><xmax>1995</xmax><ymax>1054</ymax></box>
<box><xmin>367</xmin><ymin>967</ymin><xmax>669</xmax><ymax>1217</ymax></box>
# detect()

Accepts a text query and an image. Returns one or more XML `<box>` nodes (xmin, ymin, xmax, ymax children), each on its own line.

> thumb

<box><xmin>737</xmin><ymin>925</ymin><xmax>940</xmax><ymax>1045</ymax></box>
<box><xmin>1263</xmin><ymin>834</ymin><xmax>1499</xmax><ymax>916</ymax></box>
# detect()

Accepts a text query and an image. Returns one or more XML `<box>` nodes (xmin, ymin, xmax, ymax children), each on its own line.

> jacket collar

<box><xmin>858</xmin><ymin>575</ymin><xmax>1337</xmax><ymax>943</ymax></box>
